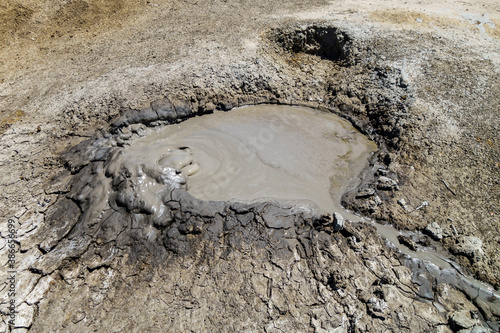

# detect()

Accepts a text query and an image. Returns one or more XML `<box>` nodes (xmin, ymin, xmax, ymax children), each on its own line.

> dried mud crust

<box><xmin>29</xmin><ymin>209</ymin><xmax>483</xmax><ymax>332</ymax></box>
<box><xmin>0</xmin><ymin>6</ymin><xmax>499</xmax><ymax>332</ymax></box>
<box><xmin>14</xmin><ymin>25</ymin><xmax>497</xmax><ymax>331</ymax></box>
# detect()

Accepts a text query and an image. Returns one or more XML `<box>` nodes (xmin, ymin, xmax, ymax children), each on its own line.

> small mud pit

<box><xmin>121</xmin><ymin>105</ymin><xmax>376</xmax><ymax>216</ymax></box>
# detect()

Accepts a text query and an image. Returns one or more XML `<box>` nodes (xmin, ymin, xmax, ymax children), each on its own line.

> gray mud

<box><xmin>122</xmin><ymin>105</ymin><xmax>377</xmax><ymax>216</ymax></box>
<box><xmin>1</xmin><ymin>15</ymin><xmax>499</xmax><ymax>332</ymax></box>
<box><xmin>372</xmin><ymin>222</ymin><xmax>500</xmax><ymax>331</ymax></box>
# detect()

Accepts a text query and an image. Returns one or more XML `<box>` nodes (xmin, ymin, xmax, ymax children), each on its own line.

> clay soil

<box><xmin>0</xmin><ymin>0</ymin><xmax>499</xmax><ymax>332</ymax></box>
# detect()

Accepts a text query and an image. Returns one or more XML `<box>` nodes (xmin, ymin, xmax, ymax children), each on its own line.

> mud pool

<box><xmin>122</xmin><ymin>105</ymin><xmax>377</xmax><ymax>217</ymax></box>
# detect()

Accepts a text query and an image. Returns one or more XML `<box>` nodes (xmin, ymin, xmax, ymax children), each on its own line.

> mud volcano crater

<box><xmin>34</xmin><ymin>102</ymin><xmax>381</xmax><ymax>271</ymax></box>
<box><xmin>270</xmin><ymin>25</ymin><xmax>351</xmax><ymax>62</ymax></box>
<box><xmin>29</xmin><ymin>24</ymin><xmax>499</xmax><ymax>332</ymax></box>
<box><xmin>35</xmin><ymin>24</ymin><xmax>386</xmax><ymax>267</ymax></box>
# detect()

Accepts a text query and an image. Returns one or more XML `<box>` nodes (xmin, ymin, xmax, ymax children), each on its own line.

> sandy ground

<box><xmin>0</xmin><ymin>0</ymin><xmax>499</xmax><ymax>331</ymax></box>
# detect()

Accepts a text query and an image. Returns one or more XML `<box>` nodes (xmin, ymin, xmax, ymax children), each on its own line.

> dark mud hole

<box><xmin>29</xmin><ymin>24</ymin><xmax>499</xmax><ymax>332</ymax></box>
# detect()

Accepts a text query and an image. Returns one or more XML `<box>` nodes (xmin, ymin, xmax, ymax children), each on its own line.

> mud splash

<box><xmin>122</xmin><ymin>105</ymin><xmax>377</xmax><ymax>217</ymax></box>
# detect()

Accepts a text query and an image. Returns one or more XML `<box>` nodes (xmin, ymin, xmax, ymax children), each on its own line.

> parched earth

<box><xmin>0</xmin><ymin>0</ymin><xmax>499</xmax><ymax>332</ymax></box>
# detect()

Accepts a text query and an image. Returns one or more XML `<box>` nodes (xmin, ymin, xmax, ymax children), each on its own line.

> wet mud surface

<box><xmin>122</xmin><ymin>105</ymin><xmax>376</xmax><ymax>215</ymax></box>
<box><xmin>0</xmin><ymin>0</ymin><xmax>499</xmax><ymax>332</ymax></box>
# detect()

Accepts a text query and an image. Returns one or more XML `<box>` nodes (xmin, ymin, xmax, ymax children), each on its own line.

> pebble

<box><xmin>397</xmin><ymin>235</ymin><xmax>418</xmax><ymax>251</ymax></box>
<box><xmin>451</xmin><ymin>236</ymin><xmax>484</xmax><ymax>262</ymax></box>
<box><xmin>356</xmin><ymin>188</ymin><xmax>375</xmax><ymax>198</ymax></box>
<box><xmin>449</xmin><ymin>310</ymin><xmax>477</xmax><ymax>331</ymax></box>
<box><xmin>377</xmin><ymin>176</ymin><xmax>399</xmax><ymax>190</ymax></box>
<box><xmin>424</xmin><ymin>222</ymin><xmax>443</xmax><ymax>240</ymax></box>
<box><xmin>397</xmin><ymin>198</ymin><xmax>408</xmax><ymax>211</ymax></box>
<box><xmin>333</xmin><ymin>212</ymin><xmax>344</xmax><ymax>232</ymax></box>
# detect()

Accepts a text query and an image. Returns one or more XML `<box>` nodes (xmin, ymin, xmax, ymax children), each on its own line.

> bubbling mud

<box><xmin>122</xmin><ymin>105</ymin><xmax>377</xmax><ymax>216</ymax></box>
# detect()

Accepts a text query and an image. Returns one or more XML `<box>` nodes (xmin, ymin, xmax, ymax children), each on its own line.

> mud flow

<box><xmin>374</xmin><ymin>223</ymin><xmax>500</xmax><ymax>321</ymax></box>
<box><xmin>122</xmin><ymin>105</ymin><xmax>377</xmax><ymax>217</ymax></box>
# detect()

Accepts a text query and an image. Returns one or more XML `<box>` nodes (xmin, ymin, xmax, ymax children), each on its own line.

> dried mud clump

<box><xmin>268</xmin><ymin>25</ymin><xmax>352</xmax><ymax>63</ymax></box>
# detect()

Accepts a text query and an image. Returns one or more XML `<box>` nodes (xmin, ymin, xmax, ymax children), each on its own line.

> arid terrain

<box><xmin>0</xmin><ymin>0</ymin><xmax>499</xmax><ymax>332</ymax></box>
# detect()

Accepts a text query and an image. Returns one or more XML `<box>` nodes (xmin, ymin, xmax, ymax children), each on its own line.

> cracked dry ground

<box><xmin>0</xmin><ymin>0</ymin><xmax>499</xmax><ymax>332</ymax></box>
